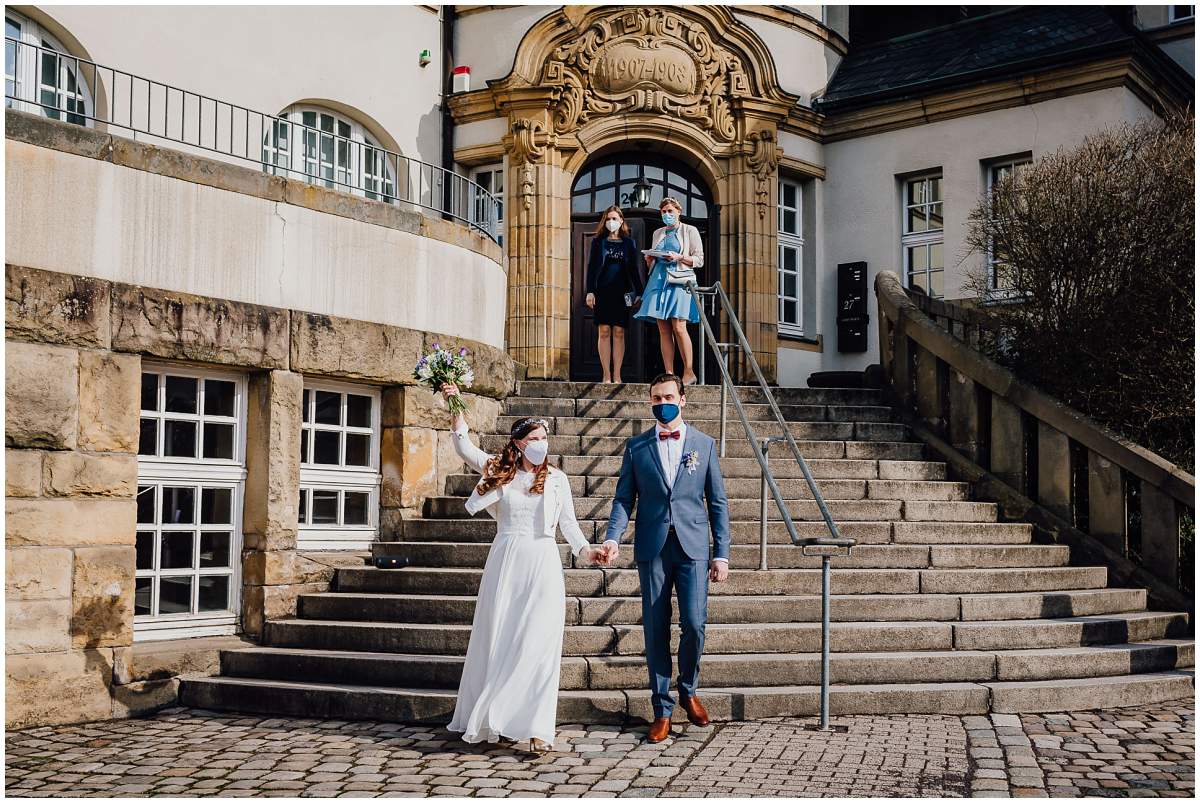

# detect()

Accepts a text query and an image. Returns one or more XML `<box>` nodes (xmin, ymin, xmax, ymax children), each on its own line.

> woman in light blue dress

<box><xmin>635</xmin><ymin>197</ymin><xmax>705</xmax><ymax>385</ymax></box>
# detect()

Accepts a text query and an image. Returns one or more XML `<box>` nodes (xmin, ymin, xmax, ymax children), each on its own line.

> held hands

<box><xmin>585</xmin><ymin>293</ymin><xmax>596</xmax><ymax>309</ymax></box>
<box><xmin>709</xmin><ymin>560</ymin><xmax>729</xmax><ymax>583</ymax></box>
<box><xmin>440</xmin><ymin>382</ymin><xmax>465</xmax><ymax>428</ymax></box>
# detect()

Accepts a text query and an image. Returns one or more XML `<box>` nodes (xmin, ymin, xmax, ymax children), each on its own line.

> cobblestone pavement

<box><xmin>4</xmin><ymin>698</ymin><xmax>1193</xmax><ymax>798</ymax></box>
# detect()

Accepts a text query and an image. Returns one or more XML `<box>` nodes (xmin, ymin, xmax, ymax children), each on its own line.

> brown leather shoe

<box><xmin>680</xmin><ymin>695</ymin><xmax>710</xmax><ymax>726</ymax></box>
<box><xmin>647</xmin><ymin>716</ymin><xmax>671</xmax><ymax>743</ymax></box>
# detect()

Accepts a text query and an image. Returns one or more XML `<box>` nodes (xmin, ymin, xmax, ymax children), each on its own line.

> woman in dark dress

<box><xmin>585</xmin><ymin>206</ymin><xmax>643</xmax><ymax>384</ymax></box>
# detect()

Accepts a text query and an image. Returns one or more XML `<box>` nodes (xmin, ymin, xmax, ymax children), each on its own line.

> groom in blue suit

<box><xmin>601</xmin><ymin>373</ymin><xmax>730</xmax><ymax>742</ymax></box>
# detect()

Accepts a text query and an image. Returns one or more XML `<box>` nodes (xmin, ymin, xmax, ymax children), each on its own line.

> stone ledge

<box><xmin>5</xmin><ymin>109</ymin><xmax>504</xmax><ymax>268</ymax></box>
<box><xmin>7</xmin><ymin>265</ymin><xmax>516</xmax><ymax>399</ymax></box>
<box><xmin>114</xmin><ymin>634</ymin><xmax>256</xmax><ymax>685</ymax></box>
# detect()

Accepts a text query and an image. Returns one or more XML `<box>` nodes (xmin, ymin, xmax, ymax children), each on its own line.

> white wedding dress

<box><xmin>446</xmin><ymin>424</ymin><xmax>590</xmax><ymax>748</ymax></box>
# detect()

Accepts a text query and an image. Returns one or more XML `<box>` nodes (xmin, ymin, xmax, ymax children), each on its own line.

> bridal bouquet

<box><xmin>413</xmin><ymin>343</ymin><xmax>474</xmax><ymax>416</ymax></box>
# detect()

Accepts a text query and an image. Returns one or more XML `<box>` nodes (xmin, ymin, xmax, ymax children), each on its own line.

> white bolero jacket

<box><xmin>649</xmin><ymin>222</ymin><xmax>705</xmax><ymax>269</ymax></box>
<box><xmin>450</xmin><ymin>423</ymin><xmax>590</xmax><ymax>558</ymax></box>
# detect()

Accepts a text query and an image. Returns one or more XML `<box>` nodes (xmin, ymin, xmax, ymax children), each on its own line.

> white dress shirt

<box><xmin>654</xmin><ymin>421</ymin><xmax>687</xmax><ymax>488</ymax></box>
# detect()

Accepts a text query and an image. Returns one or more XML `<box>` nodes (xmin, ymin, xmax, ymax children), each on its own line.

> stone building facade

<box><xmin>4</xmin><ymin>4</ymin><xmax>1195</xmax><ymax>728</ymax></box>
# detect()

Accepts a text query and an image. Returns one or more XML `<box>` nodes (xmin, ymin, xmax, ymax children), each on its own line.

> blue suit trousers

<box><xmin>636</xmin><ymin>527</ymin><xmax>708</xmax><ymax>718</ymax></box>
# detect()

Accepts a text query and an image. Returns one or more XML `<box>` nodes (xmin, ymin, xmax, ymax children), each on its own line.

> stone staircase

<box><xmin>182</xmin><ymin>381</ymin><xmax>1194</xmax><ymax>723</ymax></box>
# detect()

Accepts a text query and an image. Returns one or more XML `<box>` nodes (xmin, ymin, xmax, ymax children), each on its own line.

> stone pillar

<box><xmin>503</xmin><ymin>114</ymin><xmax>572</xmax><ymax>380</ymax></box>
<box><xmin>719</xmin><ymin>121</ymin><xmax>780</xmax><ymax>382</ymax></box>
<box><xmin>1036</xmin><ymin>422</ymin><xmax>1072</xmax><ymax>521</ymax></box>
<box><xmin>1088</xmin><ymin>452</ymin><xmax>1127</xmax><ymax>554</ymax></box>
<box><xmin>989</xmin><ymin>396</ymin><xmax>1026</xmax><ymax>492</ymax></box>
<box><xmin>947</xmin><ymin>368</ymin><xmax>981</xmax><ymax>463</ymax></box>
<box><xmin>380</xmin><ymin>386</ymin><xmax>502</xmax><ymax>534</ymax></box>
<box><xmin>914</xmin><ymin>347</ymin><xmax>944</xmax><ymax>432</ymax></box>
<box><xmin>1139</xmin><ymin>483</ymin><xmax>1180</xmax><ymax>586</ymax></box>
<box><xmin>5</xmin><ymin>341</ymin><xmax>139</xmax><ymax>728</ymax></box>
<box><xmin>240</xmin><ymin>369</ymin><xmax>302</xmax><ymax>638</ymax></box>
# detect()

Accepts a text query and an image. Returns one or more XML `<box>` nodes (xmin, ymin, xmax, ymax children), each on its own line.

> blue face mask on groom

<box><xmin>652</xmin><ymin>403</ymin><xmax>680</xmax><ymax>425</ymax></box>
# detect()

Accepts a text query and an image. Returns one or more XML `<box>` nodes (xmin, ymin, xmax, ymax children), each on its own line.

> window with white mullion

<box><xmin>136</xmin><ymin>364</ymin><xmax>246</xmax><ymax>640</ymax></box>
<box><xmin>299</xmin><ymin>381</ymin><xmax>382</xmax><ymax>549</ymax></box>
<box><xmin>777</xmin><ymin>177</ymin><xmax>805</xmax><ymax>336</ymax></box>
<box><xmin>262</xmin><ymin>105</ymin><xmax>395</xmax><ymax>202</ymax></box>
<box><xmin>984</xmin><ymin>157</ymin><xmax>1031</xmax><ymax>295</ymax></box>
<box><xmin>5</xmin><ymin>10</ymin><xmax>92</xmax><ymax>125</ymax></box>
<box><xmin>1170</xmin><ymin>6</ymin><xmax>1194</xmax><ymax>22</ymax></box>
<box><xmin>901</xmin><ymin>173</ymin><xmax>945</xmax><ymax>298</ymax></box>
<box><xmin>470</xmin><ymin>164</ymin><xmax>504</xmax><ymax>245</ymax></box>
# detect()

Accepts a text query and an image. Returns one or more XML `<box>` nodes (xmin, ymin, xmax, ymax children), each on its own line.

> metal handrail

<box><xmin>4</xmin><ymin>37</ymin><xmax>501</xmax><ymax>242</ymax></box>
<box><xmin>686</xmin><ymin>280</ymin><xmax>854</xmax><ymax>731</ymax></box>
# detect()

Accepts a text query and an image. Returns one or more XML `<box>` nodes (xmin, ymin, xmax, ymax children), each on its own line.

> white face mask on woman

<box><xmin>605</xmin><ymin>219</ymin><xmax>621</xmax><ymax>233</ymax></box>
<box><xmin>521</xmin><ymin>439</ymin><xmax>550</xmax><ymax>465</ymax></box>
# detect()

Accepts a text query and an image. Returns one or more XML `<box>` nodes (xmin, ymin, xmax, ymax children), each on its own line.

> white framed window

<box><xmin>299</xmin><ymin>380</ymin><xmax>381</xmax><ymax>550</ymax></box>
<box><xmin>136</xmin><ymin>365</ymin><xmax>247</xmax><ymax>641</ymax></box>
<box><xmin>901</xmin><ymin>173</ymin><xmax>944</xmax><ymax>298</ymax></box>
<box><xmin>471</xmin><ymin>163</ymin><xmax>504</xmax><ymax>246</ymax></box>
<box><xmin>777</xmin><ymin>177</ymin><xmax>805</xmax><ymax>337</ymax></box>
<box><xmin>1170</xmin><ymin>6</ymin><xmax>1195</xmax><ymax>22</ymax></box>
<box><xmin>5</xmin><ymin>10</ymin><xmax>92</xmax><ymax>125</ymax></box>
<box><xmin>984</xmin><ymin>156</ymin><xmax>1032</xmax><ymax>296</ymax></box>
<box><xmin>263</xmin><ymin>105</ymin><xmax>396</xmax><ymax>202</ymax></box>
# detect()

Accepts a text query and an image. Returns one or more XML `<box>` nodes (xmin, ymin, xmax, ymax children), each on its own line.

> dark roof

<box><xmin>815</xmin><ymin>6</ymin><xmax>1138</xmax><ymax>110</ymax></box>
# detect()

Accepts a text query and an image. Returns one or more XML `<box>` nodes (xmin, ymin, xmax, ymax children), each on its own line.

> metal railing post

<box><xmin>820</xmin><ymin>551</ymin><xmax>832</xmax><ymax>729</ymax></box>
<box><xmin>718</xmin><ymin>344</ymin><xmax>729</xmax><ymax>458</ymax></box>
<box><xmin>759</xmin><ymin>438</ymin><xmax>770</xmax><ymax>571</ymax></box>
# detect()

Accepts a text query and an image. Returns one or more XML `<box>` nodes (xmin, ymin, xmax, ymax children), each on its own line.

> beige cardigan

<box><xmin>648</xmin><ymin>222</ymin><xmax>705</xmax><ymax>269</ymax></box>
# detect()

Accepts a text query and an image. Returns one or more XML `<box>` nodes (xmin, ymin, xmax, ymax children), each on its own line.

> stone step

<box><xmin>298</xmin><ymin>587</ymin><xmax>1144</xmax><ymax>626</ymax></box>
<box><xmin>215</xmin><ymin>640</ymin><xmax>1193</xmax><ymax>691</ymax></box>
<box><xmin>334</xmin><ymin>566</ymin><xmax>1106</xmax><ymax>597</ymax></box>
<box><xmin>179</xmin><ymin>670</ymin><xmax>1195</xmax><ymax>721</ymax></box>
<box><xmin>478</xmin><ymin>434</ymin><xmax>927</xmax><ymax>460</ymax></box>
<box><xmin>502</xmin><ymin>401</ymin><xmax>908</xmax><ymax>433</ymax></box>
<box><xmin>263</xmin><ymin>612</ymin><xmax>1175</xmax><ymax>657</ymax></box>
<box><xmin>422</xmin><ymin>495</ymin><xmax>998</xmax><ymax>523</ymax></box>
<box><xmin>952</xmin><ymin>611</ymin><xmax>1191</xmax><ymax>650</ymax></box>
<box><xmin>557</xmin><ymin>456</ymin><xmax>946</xmax><ymax>480</ymax></box>
<box><xmin>444</xmin><ymin>473</ymin><xmax>970</xmax><ymax>502</ymax></box>
<box><xmin>263</xmin><ymin>618</ymin><xmax>962</xmax><ymax>655</ymax></box>
<box><xmin>389</xmin><ymin>519</ymin><xmax>1034</xmax><ymax>546</ymax></box>
<box><xmin>514</xmin><ymin>382</ymin><xmax>885</xmax><ymax>406</ymax></box>
<box><xmin>499</xmin><ymin>410</ymin><xmax>900</xmax><ymax>438</ymax></box>
<box><xmin>364</xmin><ymin>541</ymin><xmax>1069</xmax><ymax>571</ymax></box>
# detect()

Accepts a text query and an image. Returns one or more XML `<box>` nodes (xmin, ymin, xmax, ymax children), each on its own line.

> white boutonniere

<box><xmin>683</xmin><ymin>450</ymin><xmax>700</xmax><ymax>474</ymax></box>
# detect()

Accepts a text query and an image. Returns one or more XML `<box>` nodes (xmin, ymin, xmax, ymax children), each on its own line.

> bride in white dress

<box><xmin>440</xmin><ymin>382</ymin><xmax>603</xmax><ymax>753</ymax></box>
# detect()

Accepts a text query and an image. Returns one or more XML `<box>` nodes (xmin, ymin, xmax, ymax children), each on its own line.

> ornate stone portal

<box><xmin>461</xmin><ymin>5</ymin><xmax>804</xmax><ymax>381</ymax></box>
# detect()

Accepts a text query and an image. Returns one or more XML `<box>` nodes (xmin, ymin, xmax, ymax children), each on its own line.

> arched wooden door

<box><xmin>569</xmin><ymin>153</ymin><xmax>718</xmax><ymax>383</ymax></box>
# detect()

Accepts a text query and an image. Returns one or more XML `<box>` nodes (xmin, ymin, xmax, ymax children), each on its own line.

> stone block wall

<box><xmin>5</xmin><ymin>264</ymin><xmax>516</xmax><ymax>728</ymax></box>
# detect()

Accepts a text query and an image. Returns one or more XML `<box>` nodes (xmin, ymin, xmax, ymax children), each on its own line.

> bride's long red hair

<box><xmin>476</xmin><ymin>417</ymin><xmax>550</xmax><ymax>495</ymax></box>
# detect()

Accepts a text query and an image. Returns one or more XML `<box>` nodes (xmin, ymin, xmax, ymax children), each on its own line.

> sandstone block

<box><xmin>6</xmin><ymin>547</ymin><xmax>72</xmax><ymax>601</ymax></box>
<box><xmin>78</xmin><ymin>351</ymin><xmax>140</xmax><ymax>452</ymax></box>
<box><xmin>110</xmin><ymin>676</ymin><xmax>180</xmax><ymax>719</ymax></box>
<box><xmin>421</xmin><ymin>332</ymin><xmax>515</xmax><ymax>398</ymax></box>
<box><xmin>243</xmin><ymin>370</ymin><xmax>301</xmax><ymax>551</ymax></box>
<box><xmin>71</xmin><ymin>545</ymin><xmax>135</xmax><ymax>649</ymax></box>
<box><xmin>5</xmin><ymin>340</ymin><xmax>78</xmax><ymax>449</ymax></box>
<box><xmin>6</xmin><ymin>264</ymin><xmax>111</xmax><ymax>349</ymax></box>
<box><xmin>290</xmin><ymin>312</ymin><xmax>422</xmax><ymax>384</ymax></box>
<box><xmin>110</xmin><ymin>283</ymin><xmax>289</xmax><ymax>368</ymax></box>
<box><xmin>383</xmin><ymin>385</ymin><xmax>502</xmax><ymax>430</ymax></box>
<box><xmin>43</xmin><ymin>451</ymin><xmax>137</xmax><ymax>497</ymax></box>
<box><xmin>5</xmin><ymin>498</ymin><xmax>136</xmax><ymax>547</ymax></box>
<box><xmin>6</xmin><ymin>448</ymin><xmax>42</xmax><ymax>496</ymax></box>
<box><xmin>383</xmin><ymin>426</ymin><xmax>437</xmax><ymax>508</ymax></box>
<box><xmin>5</xmin><ymin>648</ymin><xmax>115</xmax><ymax>729</ymax></box>
<box><xmin>6</xmin><ymin>597</ymin><xmax>72</xmax><ymax>654</ymax></box>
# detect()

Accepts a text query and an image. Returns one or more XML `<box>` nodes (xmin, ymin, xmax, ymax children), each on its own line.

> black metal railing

<box><xmin>4</xmin><ymin>37</ymin><xmax>501</xmax><ymax>242</ymax></box>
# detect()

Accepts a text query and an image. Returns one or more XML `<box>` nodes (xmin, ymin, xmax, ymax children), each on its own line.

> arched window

<box><xmin>571</xmin><ymin>155</ymin><xmax>711</xmax><ymax>220</ymax></box>
<box><xmin>5</xmin><ymin>10</ymin><xmax>92</xmax><ymax>125</ymax></box>
<box><xmin>262</xmin><ymin>105</ymin><xmax>396</xmax><ymax>202</ymax></box>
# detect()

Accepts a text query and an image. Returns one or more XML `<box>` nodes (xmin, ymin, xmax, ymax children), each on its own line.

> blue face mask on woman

<box><xmin>661</xmin><ymin>211</ymin><xmax>677</xmax><ymax>226</ymax></box>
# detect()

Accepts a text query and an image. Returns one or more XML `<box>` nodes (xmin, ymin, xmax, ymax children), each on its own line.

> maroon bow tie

<box><xmin>658</xmin><ymin>430</ymin><xmax>681</xmax><ymax>441</ymax></box>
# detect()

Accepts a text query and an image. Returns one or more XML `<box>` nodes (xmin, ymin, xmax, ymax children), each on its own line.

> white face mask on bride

<box><xmin>521</xmin><ymin>439</ymin><xmax>550</xmax><ymax>465</ymax></box>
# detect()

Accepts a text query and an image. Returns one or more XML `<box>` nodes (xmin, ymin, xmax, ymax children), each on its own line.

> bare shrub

<box><xmin>964</xmin><ymin>111</ymin><xmax>1195</xmax><ymax>471</ymax></box>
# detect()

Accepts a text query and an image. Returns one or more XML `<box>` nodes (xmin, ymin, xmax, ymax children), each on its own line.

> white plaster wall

<box><xmin>5</xmin><ymin>141</ymin><xmax>508</xmax><ymax>348</ymax></box>
<box><xmin>33</xmin><ymin>5</ymin><xmax>445</xmax><ymax>162</ymax></box>
<box><xmin>453</xmin><ymin>5</ymin><xmax>557</xmax><ymax>85</ymax></box>
<box><xmin>774</xmin><ymin>86</ymin><xmax>1160</xmax><ymax>387</ymax></box>
<box><xmin>733</xmin><ymin>10</ymin><xmax>838</xmax><ymax>104</ymax></box>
